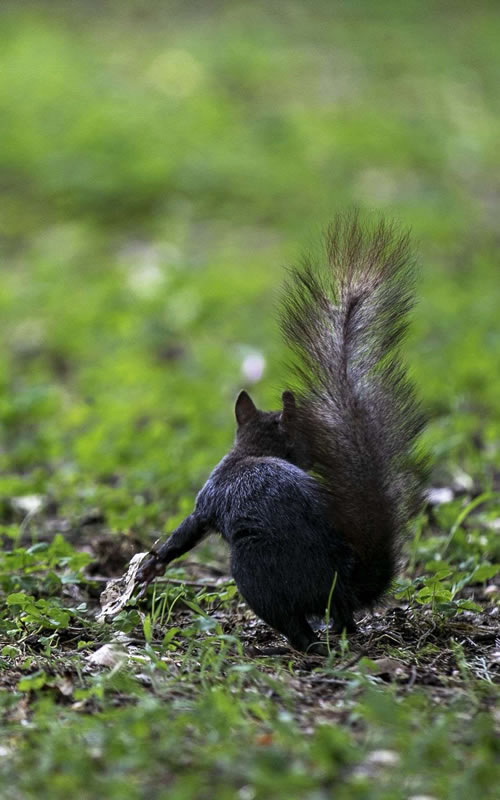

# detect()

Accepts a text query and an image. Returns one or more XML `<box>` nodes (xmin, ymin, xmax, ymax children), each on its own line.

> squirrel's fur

<box><xmin>136</xmin><ymin>212</ymin><xmax>428</xmax><ymax>653</ymax></box>
<box><xmin>280</xmin><ymin>212</ymin><xmax>427</xmax><ymax>608</ymax></box>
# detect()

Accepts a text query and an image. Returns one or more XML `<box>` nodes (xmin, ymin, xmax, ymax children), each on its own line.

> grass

<box><xmin>0</xmin><ymin>1</ymin><xmax>499</xmax><ymax>797</ymax></box>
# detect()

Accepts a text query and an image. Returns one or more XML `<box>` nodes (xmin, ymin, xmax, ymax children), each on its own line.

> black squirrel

<box><xmin>136</xmin><ymin>212</ymin><xmax>428</xmax><ymax>653</ymax></box>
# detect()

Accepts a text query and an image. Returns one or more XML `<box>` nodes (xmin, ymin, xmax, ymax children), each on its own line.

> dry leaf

<box><xmin>86</xmin><ymin>644</ymin><xmax>127</xmax><ymax>668</ymax></box>
<box><xmin>96</xmin><ymin>552</ymin><xmax>149</xmax><ymax>622</ymax></box>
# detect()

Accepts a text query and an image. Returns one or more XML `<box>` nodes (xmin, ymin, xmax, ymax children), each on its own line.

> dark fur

<box><xmin>137</xmin><ymin>213</ymin><xmax>428</xmax><ymax>652</ymax></box>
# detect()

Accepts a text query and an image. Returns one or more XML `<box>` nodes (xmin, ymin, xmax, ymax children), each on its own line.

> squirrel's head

<box><xmin>233</xmin><ymin>389</ymin><xmax>311</xmax><ymax>468</ymax></box>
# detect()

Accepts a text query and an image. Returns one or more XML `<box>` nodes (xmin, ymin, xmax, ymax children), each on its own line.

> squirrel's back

<box><xmin>200</xmin><ymin>454</ymin><xmax>321</xmax><ymax>538</ymax></box>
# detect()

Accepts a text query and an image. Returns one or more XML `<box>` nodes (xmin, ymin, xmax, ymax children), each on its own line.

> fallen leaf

<box><xmin>97</xmin><ymin>552</ymin><xmax>149</xmax><ymax>621</ymax></box>
<box><xmin>86</xmin><ymin>644</ymin><xmax>127</xmax><ymax>668</ymax></box>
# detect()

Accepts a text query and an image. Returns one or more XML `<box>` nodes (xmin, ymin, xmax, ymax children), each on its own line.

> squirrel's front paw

<box><xmin>135</xmin><ymin>552</ymin><xmax>165</xmax><ymax>593</ymax></box>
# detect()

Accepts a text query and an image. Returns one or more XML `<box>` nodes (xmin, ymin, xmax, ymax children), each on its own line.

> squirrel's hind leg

<box><xmin>230</xmin><ymin>552</ymin><xmax>319</xmax><ymax>652</ymax></box>
<box><xmin>332</xmin><ymin>615</ymin><xmax>357</xmax><ymax>635</ymax></box>
<box><xmin>309</xmin><ymin>613</ymin><xmax>357</xmax><ymax>635</ymax></box>
<box><xmin>277</xmin><ymin>615</ymin><xmax>319</xmax><ymax>654</ymax></box>
<box><xmin>250</xmin><ymin>601</ymin><xmax>321</xmax><ymax>654</ymax></box>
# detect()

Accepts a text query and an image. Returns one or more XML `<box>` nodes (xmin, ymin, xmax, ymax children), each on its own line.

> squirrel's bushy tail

<box><xmin>280</xmin><ymin>212</ymin><xmax>428</xmax><ymax>608</ymax></box>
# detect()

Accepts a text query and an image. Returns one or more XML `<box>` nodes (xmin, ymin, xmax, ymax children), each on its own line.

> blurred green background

<box><xmin>1</xmin><ymin>0</ymin><xmax>500</xmax><ymax>537</ymax></box>
<box><xmin>1</xmin><ymin>4</ymin><xmax>499</xmax><ymax>798</ymax></box>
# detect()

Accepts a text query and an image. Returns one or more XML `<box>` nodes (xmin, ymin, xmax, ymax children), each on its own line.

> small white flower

<box><xmin>11</xmin><ymin>495</ymin><xmax>44</xmax><ymax>515</ymax></box>
<box><xmin>241</xmin><ymin>353</ymin><xmax>266</xmax><ymax>384</ymax></box>
<box><xmin>365</xmin><ymin>749</ymin><xmax>400</xmax><ymax>766</ymax></box>
<box><xmin>426</xmin><ymin>487</ymin><xmax>454</xmax><ymax>506</ymax></box>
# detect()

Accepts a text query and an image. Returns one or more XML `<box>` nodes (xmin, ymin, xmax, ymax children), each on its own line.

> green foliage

<box><xmin>0</xmin><ymin>1</ymin><xmax>499</xmax><ymax>797</ymax></box>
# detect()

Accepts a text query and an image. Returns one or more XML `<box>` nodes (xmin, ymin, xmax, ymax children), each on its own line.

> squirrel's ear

<box><xmin>281</xmin><ymin>390</ymin><xmax>296</xmax><ymax>427</ymax></box>
<box><xmin>235</xmin><ymin>390</ymin><xmax>257</xmax><ymax>426</ymax></box>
